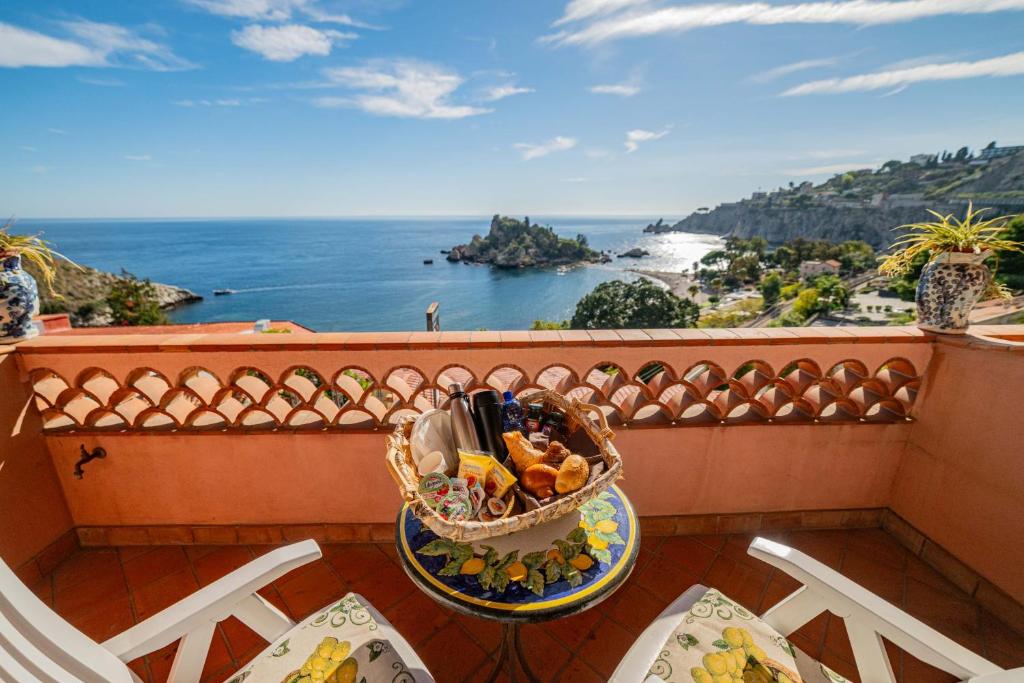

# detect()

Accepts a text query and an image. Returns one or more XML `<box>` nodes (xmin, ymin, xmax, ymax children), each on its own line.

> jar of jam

<box><xmin>541</xmin><ymin>411</ymin><xmax>565</xmax><ymax>441</ymax></box>
<box><xmin>525</xmin><ymin>403</ymin><xmax>544</xmax><ymax>433</ymax></box>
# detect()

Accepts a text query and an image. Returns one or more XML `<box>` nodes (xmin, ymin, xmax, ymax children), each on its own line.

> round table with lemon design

<box><xmin>396</xmin><ymin>484</ymin><xmax>639</xmax><ymax>682</ymax></box>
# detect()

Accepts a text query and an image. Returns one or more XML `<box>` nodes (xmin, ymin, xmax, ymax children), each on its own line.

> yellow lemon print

<box><xmin>703</xmin><ymin>652</ymin><xmax>728</xmax><ymax>676</ymax></box>
<box><xmin>587</xmin><ymin>534</ymin><xmax>609</xmax><ymax>550</ymax></box>
<box><xmin>723</xmin><ymin>626</ymin><xmax>744</xmax><ymax>648</ymax></box>
<box><xmin>595</xmin><ymin>519</ymin><xmax>618</xmax><ymax>533</ymax></box>
<box><xmin>690</xmin><ymin>667</ymin><xmax>713</xmax><ymax>683</ymax></box>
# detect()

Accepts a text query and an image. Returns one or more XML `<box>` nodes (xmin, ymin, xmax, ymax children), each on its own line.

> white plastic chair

<box><xmin>0</xmin><ymin>540</ymin><xmax>433</xmax><ymax>682</ymax></box>
<box><xmin>613</xmin><ymin>537</ymin><xmax>1020</xmax><ymax>683</ymax></box>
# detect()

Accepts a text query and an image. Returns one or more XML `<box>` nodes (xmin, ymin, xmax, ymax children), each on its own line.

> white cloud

<box><xmin>18</xmin><ymin>145</ymin><xmax>36</xmax><ymax>152</ymax></box>
<box><xmin>484</xmin><ymin>84</ymin><xmax>534</xmax><ymax>101</ymax></box>
<box><xmin>590</xmin><ymin>83</ymin><xmax>640</xmax><ymax>96</ymax></box>
<box><xmin>48</xmin><ymin>128</ymin><xmax>68</xmax><ymax>135</ymax></box>
<box><xmin>546</xmin><ymin>0</ymin><xmax>1024</xmax><ymax>46</ymax></box>
<box><xmin>175</xmin><ymin>97</ymin><xmax>266</xmax><ymax>106</ymax></box>
<box><xmin>515</xmin><ymin>136</ymin><xmax>578</xmax><ymax>160</ymax></box>
<box><xmin>314</xmin><ymin>60</ymin><xmax>491</xmax><ymax>119</ymax></box>
<box><xmin>186</xmin><ymin>0</ymin><xmax>365</xmax><ymax>26</ymax></box>
<box><xmin>231</xmin><ymin>24</ymin><xmax>354</xmax><ymax>61</ymax></box>
<box><xmin>624</xmin><ymin>127</ymin><xmax>669</xmax><ymax>153</ymax></box>
<box><xmin>783</xmin><ymin>50</ymin><xmax>1024</xmax><ymax>95</ymax></box>
<box><xmin>0</xmin><ymin>20</ymin><xmax>194</xmax><ymax>70</ymax></box>
<box><xmin>553</xmin><ymin>0</ymin><xmax>651</xmax><ymax>26</ymax></box>
<box><xmin>751</xmin><ymin>57</ymin><xmax>839</xmax><ymax>82</ymax></box>
<box><xmin>78</xmin><ymin>75</ymin><xmax>124</xmax><ymax>86</ymax></box>
<box><xmin>124</xmin><ymin>154</ymin><xmax>152</xmax><ymax>161</ymax></box>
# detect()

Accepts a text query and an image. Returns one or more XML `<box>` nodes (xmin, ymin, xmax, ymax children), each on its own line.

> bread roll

<box><xmin>520</xmin><ymin>463</ymin><xmax>559</xmax><ymax>498</ymax></box>
<box><xmin>503</xmin><ymin>431</ymin><xmax>546</xmax><ymax>472</ymax></box>
<box><xmin>555</xmin><ymin>454</ymin><xmax>589</xmax><ymax>494</ymax></box>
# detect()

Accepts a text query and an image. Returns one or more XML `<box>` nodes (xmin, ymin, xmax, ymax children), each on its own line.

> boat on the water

<box><xmin>213</xmin><ymin>289</ymin><xmax>236</xmax><ymax>296</ymax></box>
<box><xmin>423</xmin><ymin>259</ymin><xmax>434</xmax><ymax>265</ymax></box>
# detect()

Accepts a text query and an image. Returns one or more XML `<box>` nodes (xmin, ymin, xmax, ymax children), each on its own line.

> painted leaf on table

<box><xmin>525</xmin><ymin>568</ymin><xmax>545</xmax><ymax>596</ymax></box>
<box><xmin>568</xmin><ymin>526</ymin><xmax>587</xmax><ymax>544</ymax></box>
<box><xmin>591</xmin><ymin>529</ymin><xmax>625</xmax><ymax>546</ymax></box>
<box><xmin>522</xmin><ymin>551</ymin><xmax>546</xmax><ymax>569</ymax></box>
<box><xmin>544</xmin><ymin>560</ymin><xmax>561</xmax><ymax>584</ymax></box>
<box><xmin>712</xmin><ymin>639</ymin><xmax>729</xmax><ymax>650</ymax></box>
<box><xmin>438</xmin><ymin>559</ymin><xmax>463</xmax><ymax>576</ymax></box>
<box><xmin>481</xmin><ymin>545</ymin><xmax>498</xmax><ymax>566</ymax></box>
<box><xmin>589</xmin><ymin>547</ymin><xmax>612</xmax><ymax>565</ymax></box>
<box><xmin>492</xmin><ymin>569</ymin><xmax>510</xmax><ymax>592</ymax></box>
<box><xmin>496</xmin><ymin>550</ymin><xmax>519</xmax><ymax>570</ymax></box>
<box><xmin>561</xmin><ymin>562</ymin><xmax>582</xmax><ymax>588</ymax></box>
<box><xmin>553</xmin><ymin>539</ymin><xmax>580</xmax><ymax>561</ymax></box>
<box><xmin>418</xmin><ymin>539</ymin><xmax>455</xmax><ymax>556</ymax></box>
<box><xmin>478</xmin><ymin>566</ymin><xmax>496</xmax><ymax>591</ymax></box>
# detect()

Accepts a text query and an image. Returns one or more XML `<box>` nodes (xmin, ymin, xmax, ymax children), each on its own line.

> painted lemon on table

<box><xmin>281</xmin><ymin>637</ymin><xmax>357</xmax><ymax>683</ymax></box>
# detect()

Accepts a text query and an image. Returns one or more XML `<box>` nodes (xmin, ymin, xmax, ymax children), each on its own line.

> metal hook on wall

<box><xmin>74</xmin><ymin>445</ymin><xmax>106</xmax><ymax>479</ymax></box>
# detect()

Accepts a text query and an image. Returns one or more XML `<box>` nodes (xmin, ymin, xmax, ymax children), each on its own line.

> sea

<box><xmin>12</xmin><ymin>217</ymin><xmax>722</xmax><ymax>332</ymax></box>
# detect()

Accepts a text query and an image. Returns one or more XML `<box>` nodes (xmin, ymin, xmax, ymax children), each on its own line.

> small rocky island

<box><xmin>617</xmin><ymin>247</ymin><xmax>650</xmax><ymax>258</ymax></box>
<box><xmin>447</xmin><ymin>215</ymin><xmax>610</xmax><ymax>268</ymax></box>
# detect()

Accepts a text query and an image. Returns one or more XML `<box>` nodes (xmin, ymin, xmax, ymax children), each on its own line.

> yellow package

<box><xmin>485</xmin><ymin>458</ymin><xmax>517</xmax><ymax>498</ymax></box>
<box><xmin>457</xmin><ymin>450</ymin><xmax>493</xmax><ymax>489</ymax></box>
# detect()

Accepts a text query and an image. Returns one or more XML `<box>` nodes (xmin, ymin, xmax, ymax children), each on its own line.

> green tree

<box><xmin>792</xmin><ymin>288</ymin><xmax>821</xmax><ymax>318</ymax></box>
<box><xmin>759</xmin><ymin>272</ymin><xmax>782</xmax><ymax>307</ymax></box>
<box><xmin>813</xmin><ymin>275</ymin><xmax>850</xmax><ymax>311</ymax></box>
<box><xmin>106</xmin><ymin>270</ymin><xmax>168</xmax><ymax>326</ymax></box>
<box><xmin>530</xmin><ymin>319</ymin><xmax>568</xmax><ymax>330</ymax></box>
<box><xmin>570</xmin><ymin>279</ymin><xmax>699</xmax><ymax>329</ymax></box>
<box><xmin>996</xmin><ymin>216</ymin><xmax>1024</xmax><ymax>291</ymax></box>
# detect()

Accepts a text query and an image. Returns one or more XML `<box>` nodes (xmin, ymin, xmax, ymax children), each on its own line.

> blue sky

<box><xmin>2</xmin><ymin>0</ymin><xmax>1024</xmax><ymax>218</ymax></box>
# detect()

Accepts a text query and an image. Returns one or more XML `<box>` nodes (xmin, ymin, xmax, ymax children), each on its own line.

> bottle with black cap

<box><xmin>448</xmin><ymin>383</ymin><xmax>481</xmax><ymax>452</ymax></box>
<box><xmin>472</xmin><ymin>389</ymin><xmax>506</xmax><ymax>459</ymax></box>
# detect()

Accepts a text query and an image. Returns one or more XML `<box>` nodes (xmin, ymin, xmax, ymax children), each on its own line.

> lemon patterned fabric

<box><xmin>793</xmin><ymin>647</ymin><xmax>850</xmax><ymax>683</ymax></box>
<box><xmin>647</xmin><ymin>589</ymin><xmax>803</xmax><ymax>683</ymax></box>
<box><xmin>224</xmin><ymin>594</ymin><xmax>417</xmax><ymax>683</ymax></box>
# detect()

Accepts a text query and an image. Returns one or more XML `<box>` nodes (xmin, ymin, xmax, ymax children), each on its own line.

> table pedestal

<box><xmin>484</xmin><ymin>623</ymin><xmax>540</xmax><ymax>683</ymax></box>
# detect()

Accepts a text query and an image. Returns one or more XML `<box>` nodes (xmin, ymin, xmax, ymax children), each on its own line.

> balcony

<box><xmin>2</xmin><ymin>324</ymin><xmax>1023</xmax><ymax>682</ymax></box>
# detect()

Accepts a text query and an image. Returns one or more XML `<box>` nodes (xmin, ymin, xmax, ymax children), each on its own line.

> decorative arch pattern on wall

<box><xmin>28</xmin><ymin>357</ymin><xmax>921</xmax><ymax>433</ymax></box>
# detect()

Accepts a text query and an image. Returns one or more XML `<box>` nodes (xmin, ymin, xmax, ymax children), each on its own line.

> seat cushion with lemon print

<box><xmin>647</xmin><ymin>589</ymin><xmax>803</xmax><ymax>683</ymax></box>
<box><xmin>225</xmin><ymin>593</ymin><xmax>419</xmax><ymax>683</ymax></box>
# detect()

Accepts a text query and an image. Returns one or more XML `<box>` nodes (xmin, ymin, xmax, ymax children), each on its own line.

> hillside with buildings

<box><xmin>652</xmin><ymin>142</ymin><xmax>1024</xmax><ymax>246</ymax></box>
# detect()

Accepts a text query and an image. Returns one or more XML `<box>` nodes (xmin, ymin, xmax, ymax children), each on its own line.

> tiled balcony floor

<box><xmin>29</xmin><ymin>529</ymin><xmax>1024</xmax><ymax>682</ymax></box>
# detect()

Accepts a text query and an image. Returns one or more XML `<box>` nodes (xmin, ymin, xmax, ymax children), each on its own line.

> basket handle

<box><xmin>572</xmin><ymin>399</ymin><xmax>614</xmax><ymax>441</ymax></box>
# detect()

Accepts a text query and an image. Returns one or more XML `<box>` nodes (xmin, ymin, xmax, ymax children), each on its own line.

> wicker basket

<box><xmin>385</xmin><ymin>389</ymin><xmax>622</xmax><ymax>541</ymax></box>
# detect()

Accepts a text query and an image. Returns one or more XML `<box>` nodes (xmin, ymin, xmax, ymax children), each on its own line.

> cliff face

<box><xmin>26</xmin><ymin>259</ymin><xmax>201</xmax><ymax>326</ymax></box>
<box><xmin>665</xmin><ymin>203</ymin><xmax>966</xmax><ymax>247</ymax></box>
<box><xmin>448</xmin><ymin>215</ymin><xmax>609</xmax><ymax>267</ymax></box>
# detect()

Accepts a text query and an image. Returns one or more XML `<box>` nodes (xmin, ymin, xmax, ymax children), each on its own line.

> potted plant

<box><xmin>879</xmin><ymin>203</ymin><xmax>1022</xmax><ymax>333</ymax></box>
<box><xmin>0</xmin><ymin>220</ymin><xmax>70</xmax><ymax>343</ymax></box>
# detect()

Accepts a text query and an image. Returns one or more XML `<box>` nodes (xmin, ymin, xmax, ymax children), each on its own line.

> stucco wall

<box><xmin>0</xmin><ymin>347</ymin><xmax>73</xmax><ymax>568</ymax></box>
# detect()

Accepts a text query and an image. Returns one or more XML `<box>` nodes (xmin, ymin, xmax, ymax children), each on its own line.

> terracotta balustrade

<box><xmin>17</xmin><ymin>327</ymin><xmax>934</xmax><ymax>433</ymax></box>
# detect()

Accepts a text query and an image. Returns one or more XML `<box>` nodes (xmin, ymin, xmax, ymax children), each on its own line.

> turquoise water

<box><xmin>12</xmin><ymin>217</ymin><xmax>721</xmax><ymax>331</ymax></box>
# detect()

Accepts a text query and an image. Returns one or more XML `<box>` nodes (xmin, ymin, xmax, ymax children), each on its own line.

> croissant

<box><xmin>503</xmin><ymin>431</ymin><xmax>546</xmax><ymax>472</ymax></box>
<box><xmin>520</xmin><ymin>464</ymin><xmax>559</xmax><ymax>499</ymax></box>
<box><xmin>555</xmin><ymin>454</ymin><xmax>589</xmax><ymax>494</ymax></box>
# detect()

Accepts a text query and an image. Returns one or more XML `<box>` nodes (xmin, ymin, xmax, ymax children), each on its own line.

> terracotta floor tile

<box><xmin>53</xmin><ymin>566</ymin><xmax>128</xmax><ymax>617</ymax></box>
<box><xmin>575</xmin><ymin>617</ymin><xmax>635</xmax><ymax>679</ymax></box>
<box><xmin>184</xmin><ymin>545</ymin><xmax>222</xmax><ymax>562</ymax></box>
<box><xmin>979</xmin><ymin>610</ymin><xmax>1024</xmax><ymax>665</ymax></box>
<box><xmin>759</xmin><ymin>529</ymin><xmax>846</xmax><ymax>569</ymax></box>
<box><xmin>717</xmin><ymin>533</ymin><xmax>776</xmax><ymax>573</ymax></box>
<box><xmin>324</xmin><ymin>542</ymin><xmax>395</xmax><ymax>584</ymax></box>
<box><xmin>381</xmin><ymin>590</ymin><xmax>453</xmax><ymax>647</ymax></box>
<box><xmin>520</xmin><ymin>623</ymin><xmax>573</xmax><ymax>677</ymax></box>
<box><xmin>220</xmin><ymin>615</ymin><xmax>266</xmax><ymax>663</ymax></box>
<box><xmin>606</xmin><ymin>583</ymin><xmax>668</xmax><ymax>635</ymax></box>
<box><xmin>822</xmin><ymin>614</ymin><xmax>855</xmax><ymax>664</ymax></box>
<box><xmin>348</xmin><ymin>559</ymin><xmax>415</xmax><ymax>612</ymax></box>
<box><xmin>557</xmin><ymin>656</ymin><xmax>605</xmax><ymax>683</ymax></box>
<box><xmin>52</xmin><ymin>549</ymin><xmax>122</xmax><ymax>594</ymax></box>
<box><xmin>118</xmin><ymin>545</ymin><xmax>152</xmax><ymax>563</ymax></box>
<box><xmin>635</xmin><ymin>553</ymin><xmax>710</xmax><ymax>603</ymax></box>
<box><xmin>63</xmin><ymin>593</ymin><xmax>135</xmax><ymax>642</ymax></box>
<box><xmin>844</xmin><ymin>528</ymin><xmax>910</xmax><ymax>571</ymax></box>
<box><xmin>816</xmin><ymin>648</ymin><xmax>859</xmax><ymax>682</ymax></box>
<box><xmin>790</xmin><ymin>613</ymin><xmax>829</xmax><ymax>658</ymax></box>
<box><xmin>451</xmin><ymin>614</ymin><xmax>501</xmax><ymax>657</ymax></box>
<box><xmin>545</xmin><ymin>605</ymin><xmax>604</xmax><ymax>650</ymax></box>
<box><xmin>692</xmin><ymin>534</ymin><xmax>729</xmax><ymax>552</ymax></box>
<box><xmin>902</xmin><ymin>651</ymin><xmax>959</xmax><ymax>682</ymax></box>
<box><xmin>274</xmin><ymin>559</ymin><xmax>347</xmax><ymax>619</ymax></box>
<box><xmin>904</xmin><ymin>577</ymin><xmax>985</xmax><ymax>653</ymax></box>
<box><xmin>122</xmin><ymin>546</ymin><xmax>190</xmax><ymax>590</ymax></box>
<box><xmin>840</xmin><ymin>549</ymin><xmax>905</xmax><ymax>605</ymax></box>
<box><xmin>191</xmin><ymin>545</ymin><xmax>255</xmax><ymax>586</ymax></box>
<box><xmin>758</xmin><ymin>569</ymin><xmax>802</xmax><ymax>613</ymax></box>
<box><xmin>702</xmin><ymin>553</ymin><xmax>772</xmax><ymax>609</ymax></box>
<box><xmin>132</xmin><ymin>568</ymin><xmax>200</xmax><ymax>621</ymax></box>
<box><xmin>145</xmin><ymin>627</ymin><xmax>234</xmax><ymax>683</ymax></box>
<box><xmin>29</xmin><ymin>576</ymin><xmax>53</xmax><ymax>607</ymax></box>
<box><xmin>417</xmin><ymin>620</ymin><xmax>490</xmax><ymax>683</ymax></box>
<box><xmin>657</xmin><ymin>535</ymin><xmax>720</xmax><ymax>571</ymax></box>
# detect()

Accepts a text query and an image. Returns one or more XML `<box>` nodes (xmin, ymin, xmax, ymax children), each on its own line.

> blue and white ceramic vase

<box><xmin>0</xmin><ymin>253</ymin><xmax>40</xmax><ymax>343</ymax></box>
<box><xmin>915</xmin><ymin>251</ymin><xmax>990</xmax><ymax>334</ymax></box>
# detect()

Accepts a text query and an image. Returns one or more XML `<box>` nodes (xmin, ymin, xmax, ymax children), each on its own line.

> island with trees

<box><xmin>447</xmin><ymin>215</ymin><xmax>610</xmax><ymax>268</ymax></box>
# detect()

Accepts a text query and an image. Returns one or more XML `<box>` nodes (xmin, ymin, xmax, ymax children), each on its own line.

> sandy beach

<box><xmin>629</xmin><ymin>268</ymin><xmax>710</xmax><ymax>304</ymax></box>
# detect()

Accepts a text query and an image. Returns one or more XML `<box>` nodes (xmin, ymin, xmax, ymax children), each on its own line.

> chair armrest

<box><xmin>103</xmin><ymin>540</ymin><xmax>321</xmax><ymax>663</ymax></box>
<box><xmin>748</xmin><ymin>537</ymin><xmax>1002</xmax><ymax>681</ymax></box>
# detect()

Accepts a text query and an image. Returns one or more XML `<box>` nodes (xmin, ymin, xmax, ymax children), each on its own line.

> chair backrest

<box><xmin>0</xmin><ymin>556</ymin><xmax>134</xmax><ymax>682</ymax></box>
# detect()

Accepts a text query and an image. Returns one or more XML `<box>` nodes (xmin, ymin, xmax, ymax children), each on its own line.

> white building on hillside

<box><xmin>800</xmin><ymin>259</ymin><xmax>841</xmax><ymax>280</ymax></box>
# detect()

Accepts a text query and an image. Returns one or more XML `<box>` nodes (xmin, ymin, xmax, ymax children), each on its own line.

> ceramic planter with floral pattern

<box><xmin>915</xmin><ymin>250</ymin><xmax>991</xmax><ymax>334</ymax></box>
<box><xmin>0</xmin><ymin>254</ymin><xmax>40</xmax><ymax>343</ymax></box>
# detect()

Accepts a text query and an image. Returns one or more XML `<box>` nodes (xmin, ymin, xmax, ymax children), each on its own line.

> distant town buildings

<box><xmin>800</xmin><ymin>259</ymin><xmax>841</xmax><ymax>279</ymax></box>
<box><xmin>978</xmin><ymin>144</ymin><xmax>1024</xmax><ymax>161</ymax></box>
<box><xmin>909</xmin><ymin>154</ymin><xmax>937</xmax><ymax>165</ymax></box>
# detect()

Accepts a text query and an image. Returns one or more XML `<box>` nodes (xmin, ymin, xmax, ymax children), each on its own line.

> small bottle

<box><xmin>525</xmin><ymin>403</ymin><xmax>544</xmax><ymax>433</ymax></box>
<box><xmin>472</xmin><ymin>389</ymin><xmax>505</xmax><ymax>458</ymax></box>
<box><xmin>500</xmin><ymin>391</ymin><xmax>526</xmax><ymax>435</ymax></box>
<box><xmin>541</xmin><ymin>411</ymin><xmax>565</xmax><ymax>442</ymax></box>
<box><xmin>448</xmin><ymin>383</ymin><xmax>481</xmax><ymax>452</ymax></box>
